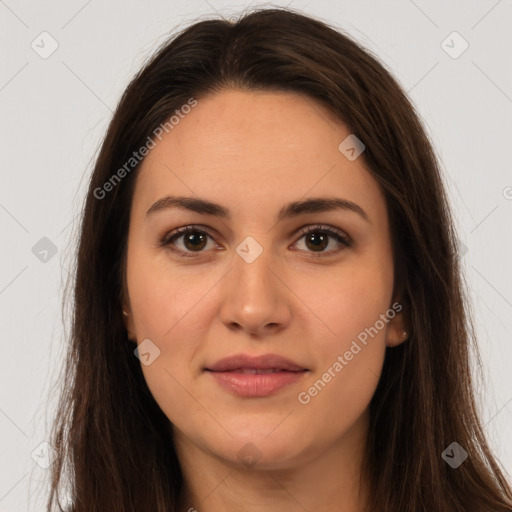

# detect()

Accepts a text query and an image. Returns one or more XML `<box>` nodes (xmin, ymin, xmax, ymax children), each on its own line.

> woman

<box><xmin>47</xmin><ymin>7</ymin><xmax>512</xmax><ymax>512</ymax></box>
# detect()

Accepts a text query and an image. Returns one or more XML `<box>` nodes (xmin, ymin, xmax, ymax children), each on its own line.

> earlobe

<box><xmin>121</xmin><ymin>305</ymin><xmax>138</xmax><ymax>342</ymax></box>
<box><xmin>385</xmin><ymin>305</ymin><xmax>409</xmax><ymax>347</ymax></box>
<box><xmin>386</xmin><ymin>325</ymin><xmax>409</xmax><ymax>348</ymax></box>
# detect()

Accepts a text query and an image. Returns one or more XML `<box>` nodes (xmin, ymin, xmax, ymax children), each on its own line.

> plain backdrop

<box><xmin>1</xmin><ymin>0</ymin><xmax>511</xmax><ymax>510</ymax></box>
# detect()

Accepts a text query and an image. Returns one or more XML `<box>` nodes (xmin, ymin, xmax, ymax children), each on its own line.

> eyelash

<box><xmin>159</xmin><ymin>224</ymin><xmax>352</xmax><ymax>259</ymax></box>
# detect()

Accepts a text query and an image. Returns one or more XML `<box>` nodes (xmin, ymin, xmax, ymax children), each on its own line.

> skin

<box><xmin>122</xmin><ymin>89</ymin><xmax>408</xmax><ymax>512</ymax></box>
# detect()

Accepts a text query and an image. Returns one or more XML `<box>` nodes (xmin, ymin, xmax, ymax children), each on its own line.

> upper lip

<box><xmin>204</xmin><ymin>353</ymin><xmax>308</xmax><ymax>372</ymax></box>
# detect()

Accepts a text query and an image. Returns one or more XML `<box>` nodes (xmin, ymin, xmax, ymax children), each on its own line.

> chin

<box><xmin>210</xmin><ymin>425</ymin><xmax>315</xmax><ymax>471</ymax></box>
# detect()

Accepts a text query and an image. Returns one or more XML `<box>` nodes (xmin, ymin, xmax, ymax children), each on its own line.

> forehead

<box><xmin>131</xmin><ymin>89</ymin><xmax>387</xmax><ymax>226</ymax></box>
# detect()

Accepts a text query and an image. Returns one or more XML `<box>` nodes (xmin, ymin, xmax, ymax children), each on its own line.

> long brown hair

<box><xmin>46</xmin><ymin>7</ymin><xmax>512</xmax><ymax>511</ymax></box>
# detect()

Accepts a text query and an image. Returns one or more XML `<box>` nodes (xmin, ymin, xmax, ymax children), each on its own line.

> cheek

<box><xmin>294</xmin><ymin>272</ymin><xmax>390</xmax><ymax>434</ymax></box>
<box><xmin>126</xmin><ymin>245</ymin><xmax>215</xmax><ymax>340</ymax></box>
<box><xmin>125</xmin><ymin>248</ymin><xmax>220</xmax><ymax>423</ymax></box>
<box><xmin>291</xmin><ymin>255</ymin><xmax>392</xmax><ymax>407</ymax></box>
<box><xmin>295</xmin><ymin>257</ymin><xmax>393</xmax><ymax>350</ymax></box>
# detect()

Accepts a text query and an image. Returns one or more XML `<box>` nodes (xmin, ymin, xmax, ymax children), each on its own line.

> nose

<box><xmin>219</xmin><ymin>243</ymin><xmax>292</xmax><ymax>337</ymax></box>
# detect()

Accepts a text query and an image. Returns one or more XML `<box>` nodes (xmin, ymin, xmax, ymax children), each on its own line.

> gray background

<box><xmin>1</xmin><ymin>0</ymin><xmax>511</xmax><ymax>509</ymax></box>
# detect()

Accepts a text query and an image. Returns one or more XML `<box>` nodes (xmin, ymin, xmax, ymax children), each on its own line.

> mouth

<box><xmin>204</xmin><ymin>353</ymin><xmax>309</xmax><ymax>397</ymax></box>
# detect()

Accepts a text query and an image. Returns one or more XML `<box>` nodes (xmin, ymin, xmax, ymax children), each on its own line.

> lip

<box><xmin>207</xmin><ymin>370</ymin><xmax>307</xmax><ymax>397</ymax></box>
<box><xmin>204</xmin><ymin>353</ymin><xmax>309</xmax><ymax>397</ymax></box>
<box><xmin>204</xmin><ymin>353</ymin><xmax>308</xmax><ymax>372</ymax></box>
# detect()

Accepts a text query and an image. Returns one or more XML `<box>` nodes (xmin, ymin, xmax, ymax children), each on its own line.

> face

<box><xmin>123</xmin><ymin>89</ymin><xmax>406</xmax><ymax>470</ymax></box>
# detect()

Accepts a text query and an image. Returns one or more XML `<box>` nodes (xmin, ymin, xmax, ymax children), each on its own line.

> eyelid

<box><xmin>293</xmin><ymin>224</ymin><xmax>351</xmax><ymax>243</ymax></box>
<box><xmin>159</xmin><ymin>224</ymin><xmax>219</xmax><ymax>251</ymax></box>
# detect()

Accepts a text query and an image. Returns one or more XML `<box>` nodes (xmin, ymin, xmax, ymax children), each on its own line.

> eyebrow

<box><xmin>146</xmin><ymin>195</ymin><xmax>370</xmax><ymax>224</ymax></box>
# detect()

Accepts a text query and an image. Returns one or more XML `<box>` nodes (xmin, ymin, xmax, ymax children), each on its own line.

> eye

<box><xmin>292</xmin><ymin>224</ymin><xmax>352</xmax><ymax>257</ymax></box>
<box><xmin>159</xmin><ymin>226</ymin><xmax>218</xmax><ymax>257</ymax></box>
<box><xmin>159</xmin><ymin>224</ymin><xmax>352</xmax><ymax>258</ymax></box>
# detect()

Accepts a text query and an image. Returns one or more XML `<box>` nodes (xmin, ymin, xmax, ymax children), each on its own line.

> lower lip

<box><xmin>206</xmin><ymin>370</ymin><xmax>308</xmax><ymax>397</ymax></box>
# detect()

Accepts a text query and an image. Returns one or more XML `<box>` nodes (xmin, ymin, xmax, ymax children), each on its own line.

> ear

<box><xmin>121</xmin><ymin>299</ymin><xmax>138</xmax><ymax>343</ymax></box>
<box><xmin>120</xmin><ymin>257</ymin><xmax>138</xmax><ymax>343</ymax></box>
<box><xmin>384</xmin><ymin>299</ymin><xmax>409</xmax><ymax>348</ymax></box>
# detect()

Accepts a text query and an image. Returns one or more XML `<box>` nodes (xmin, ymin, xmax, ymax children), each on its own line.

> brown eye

<box><xmin>293</xmin><ymin>225</ymin><xmax>352</xmax><ymax>257</ymax></box>
<box><xmin>304</xmin><ymin>232</ymin><xmax>329</xmax><ymax>252</ymax></box>
<box><xmin>160</xmin><ymin>226</ymin><xmax>216</xmax><ymax>256</ymax></box>
<box><xmin>181</xmin><ymin>230</ymin><xmax>208</xmax><ymax>251</ymax></box>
